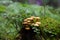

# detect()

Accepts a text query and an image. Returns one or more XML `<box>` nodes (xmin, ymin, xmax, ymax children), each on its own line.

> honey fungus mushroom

<box><xmin>16</xmin><ymin>16</ymin><xmax>41</xmax><ymax>40</ymax></box>
<box><xmin>22</xmin><ymin>16</ymin><xmax>41</xmax><ymax>27</ymax></box>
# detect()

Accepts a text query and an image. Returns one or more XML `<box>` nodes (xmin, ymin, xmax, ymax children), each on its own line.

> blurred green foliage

<box><xmin>0</xmin><ymin>5</ymin><xmax>6</xmax><ymax>13</ymax></box>
<box><xmin>0</xmin><ymin>2</ymin><xmax>60</xmax><ymax>40</ymax></box>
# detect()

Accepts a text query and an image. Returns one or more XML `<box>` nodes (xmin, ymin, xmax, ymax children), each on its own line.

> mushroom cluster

<box><xmin>22</xmin><ymin>16</ymin><xmax>41</xmax><ymax>27</ymax></box>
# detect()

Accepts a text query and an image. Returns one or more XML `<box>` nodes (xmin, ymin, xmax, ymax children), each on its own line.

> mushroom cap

<box><xmin>25</xmin><ymin>27</ymin><xmax>30</xmax><ymax>30</ymax></box>
<box><xmin>35</xmin><ymin>17</ymin><xmax>40</xmax><ymax>20</ymax></box>
<box><xmin>22</xmin><ymin>22</ymin><xmax>28</xmax><ymax>25</ymax></box>
<box><xmin>36</xmin><ymin>22</ymin><xmax>41</xmax><ymax>25</ymax></box>
<box><xmin>34</xmin><ymin>24</ymin><xmax>39</xmax><ymax>26</ymax></box>
<box><xmin>24</xmin><ymin>19</ymin><xmax>28</xmax><ymax>22</ymax></box>
<box><xmin>27</xmin><ymin>18</ymin><xmax>34</xmax><ymax>21</ymax></box>
<box><xmin>27</xmin><ymin>20</ymin><xmax>31</xmax><ymax>23</ymax></box>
